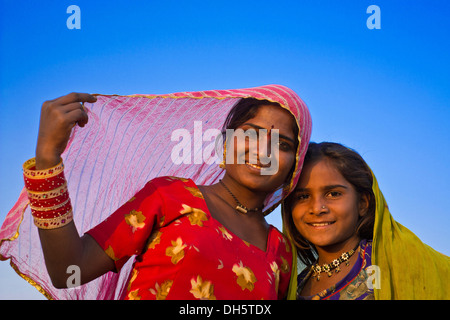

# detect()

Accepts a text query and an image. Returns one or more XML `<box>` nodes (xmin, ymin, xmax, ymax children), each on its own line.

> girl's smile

<box><xmin>290</xmin><ymin>158</ymin><xmax>367</xmax><ymax>255</ymax></box>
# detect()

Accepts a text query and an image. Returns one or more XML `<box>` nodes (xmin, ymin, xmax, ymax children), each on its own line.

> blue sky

<box><xmin>1</xmin><ymin>1</ymin><xmax>449</xmax><ymax>299</ymax></box>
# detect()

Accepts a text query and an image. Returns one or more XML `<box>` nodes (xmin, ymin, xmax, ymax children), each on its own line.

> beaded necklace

<box><xmin>311</xmin><ymin>243</ymin><xmax>360</xmax><ymax>281</ymax></box>
<box><xmin>219</xmin><ymin>180</ymin><xmax>261</xmax><ymax>214</ymax></box>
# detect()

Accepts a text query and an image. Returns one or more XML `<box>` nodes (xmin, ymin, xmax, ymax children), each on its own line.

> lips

<box><xmin>307</xmin><ymin>221</ymin><xmax>335</xmax><ymax>227</ymax></box>
<box><xmin>245</xmin><ymin>160</ymin><xmax>270</xmax><ymax>169</ymax></box>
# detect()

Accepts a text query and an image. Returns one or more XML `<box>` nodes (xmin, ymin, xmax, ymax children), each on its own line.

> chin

<box><xmin>241</xmin><ymin>173</ymin><xmax>284</xmax><ymax>193</ymax></box>
<box><xmin>303</xmin><ymin>235</ymin><xmax>336</xmax><ymax>248</ymax></box>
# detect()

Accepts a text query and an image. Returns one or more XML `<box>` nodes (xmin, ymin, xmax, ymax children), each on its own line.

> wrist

<box><xmin>35</xmin><ymin>137</ymin><xmax>64</xmax><ymax>169</ymax></box>
<box><xmin>35</xmin><ymin>149</ymin><xmax>62</xmax><ymax>170</ymax></box>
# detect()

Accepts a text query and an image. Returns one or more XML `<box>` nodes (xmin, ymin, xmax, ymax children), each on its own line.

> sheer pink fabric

<box><xmin>0</xmin><ymin>85</ymin><xmax>311</xmax><ymax>299</ymax></box>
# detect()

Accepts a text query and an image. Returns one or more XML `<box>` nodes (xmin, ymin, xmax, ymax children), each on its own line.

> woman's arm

<box><xmin>34</xmin><ymin>92</ymin><xmax>115</xmax><ymax>288</ymax></box>
<box><xmin>38</xmin><ymin>223</ymin><xmax>115</xmax><ymax>288</ymax></box>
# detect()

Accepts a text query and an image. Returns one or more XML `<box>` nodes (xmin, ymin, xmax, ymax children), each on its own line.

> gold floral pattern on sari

<box><xmin>166</xmin><ymin>237</ymin><xmax>187</xmax><ymax>264</ymax></box>
<box><xmin>184</xmin><ymin>186</ymin><xmax>204</xmax><ymax>199</ymax></box>
<box><xmin>149</xmin><ymin>280</ymin><xmax>173</xmax><ymax>300</ymax></box>
<box><xmin>179</xmin><ymin>204</ymin><xmax>208</xmax><ymax>227</ymax></box>
<box><xmin>242</xmin><ymin>240</ymin><xmax>251</xmax><ymax>247</ymax></box>
<box><xmin>125</xmin><ymin>209</ymin><xmax>146</xmax><ymax>232</ymax></box>
<box><xmin>167</xmin><ymin>176</ymin><xmax>189</xmax><ymax>182</ymax></box>
<box><xmin>232</xmin><ymin>261</ymin><xmax>257</xmax><ymax>291</ymax></box>
<box><xmin>146</xmin><ymin>230</ymin><xmax>162</xmax><ymax>250</ymax></box>
<box><xmin>127</xmin><ymin>268</ymin><xmax>139</xmax><ymax>291</ymax></box>
<box><xmin>105</xmin><ymin>245</ymin><xmax>118</xmax><ymax>261</ymax></box>
<box><xmin>280</xmin><ymin>256</ymin><xmax>290</xmax><ymax>273</ymax></box>
<box><xmin>87</xmin><ymin>177</ymin><xmax>294</xmax><ymax>300</ymax></box>
<box><xmin>190</xmin><ymin>275</ymin><xmax>216</xmax><ymax>300</ymax></box>
<box><xmin>269</xmin><ymin>261</ymin><xmax>280</xmax><ymax>293</ymax></box>
<box><xmin>159</xmin><ymin>215</ymin><xmax>165</xmax><ymax>227</ymax></box>
<box><xmin>127</xmin><ymin>289</ymin><xmax>141</xmax><ymax>300</ymax></box>
<box><xmin>218</xmin><ymin>226</ymin><xmax>233</xmax><ymax>241</ymax></box>
<box><xmin>283</xmin><ymin>236</ymin><xmax>291</xmax><ymax>253</ymax></box>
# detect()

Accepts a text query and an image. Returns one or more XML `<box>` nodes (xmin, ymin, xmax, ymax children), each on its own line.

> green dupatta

<box><xmin>371</xmin><ymin>172</ymin><xmax>449</xmax><ymax>300</ymax></box>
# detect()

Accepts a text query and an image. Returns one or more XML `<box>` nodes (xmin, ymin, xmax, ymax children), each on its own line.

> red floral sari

<box><xmin>87</xmin><ymin>176</ymin><xmax>292</xmax><ymax>300</ymax></box>
<box><xmin>0</xmin><ymin>85</ymin><xmax>312</xmax><ymax>299</ymax></box>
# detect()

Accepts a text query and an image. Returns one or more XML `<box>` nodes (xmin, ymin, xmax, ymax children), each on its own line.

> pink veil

<box><xmin>0</xmin><ymin>84</ymin><xmax>312</xmax><ymax>299</ymax></box>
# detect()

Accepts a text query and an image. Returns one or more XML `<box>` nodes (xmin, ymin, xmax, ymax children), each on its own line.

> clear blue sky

<box><xmin>1</xmin><ymin>0</ymin><xmax>449</xmax><ymax>299</ymax></box>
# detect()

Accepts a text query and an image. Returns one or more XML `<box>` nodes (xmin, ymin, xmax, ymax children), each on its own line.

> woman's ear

<box><xmin>358</xmin><ymin>194</ymin><xmax>370</xmax><ymax>217</ymax></box>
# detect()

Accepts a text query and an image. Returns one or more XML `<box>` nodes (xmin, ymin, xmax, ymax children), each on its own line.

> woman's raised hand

<box><xmin>35</xmin><ymin>92</ymin><xmax>97</xmax><ymax>169</ymax></box>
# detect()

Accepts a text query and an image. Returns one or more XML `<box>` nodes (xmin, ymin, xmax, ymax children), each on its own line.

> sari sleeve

<box><xmin>86</xmin><ymin>178</ymin><xmax>170</xmax><ymax>272</ymax></box>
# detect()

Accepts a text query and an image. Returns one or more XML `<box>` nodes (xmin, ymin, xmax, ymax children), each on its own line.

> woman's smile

<box><xmin>245</xmin><ymin>161</ymin><xmax>269</xmax><ymax>170</ymax></box>
<box><xmin>224</xmin><ymin>104</ymin><xmax>296</xmax><ymax>193</ymax></box>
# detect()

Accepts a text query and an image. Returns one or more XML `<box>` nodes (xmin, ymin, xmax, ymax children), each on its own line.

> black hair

<box><xmin>283</xmin><ymin>142</ymin><xmax>376</xmax><ymax>265</ymax></box>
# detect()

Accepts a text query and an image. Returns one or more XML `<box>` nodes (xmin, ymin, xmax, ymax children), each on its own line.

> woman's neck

<box><xmin>218</xmin><ymin>175</ymin><xmax>268</xmax><ymax>211</ymax></box>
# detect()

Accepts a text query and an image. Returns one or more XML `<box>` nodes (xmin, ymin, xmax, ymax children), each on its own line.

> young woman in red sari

<box><xmin>3</xmin><ymin>85</ymin><xmax>312</xmax><ymax>299</ymax></box>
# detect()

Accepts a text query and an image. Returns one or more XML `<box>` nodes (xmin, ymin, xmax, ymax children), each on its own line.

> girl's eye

<box><xmin>295</xmin><ymin>194</ymin><xmax>309</xmax><ymax>201</ymax></box>
<box><xmin>327</xmin><ymin>191</ymin><xmax>342</xmax><ymax>198</ymax></box>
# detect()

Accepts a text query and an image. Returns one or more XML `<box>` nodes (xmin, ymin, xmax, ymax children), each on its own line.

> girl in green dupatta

<box><xmin>283</xmin><ymin>142</ymin><xmax>450</xmax><ymax>300</ymax></box>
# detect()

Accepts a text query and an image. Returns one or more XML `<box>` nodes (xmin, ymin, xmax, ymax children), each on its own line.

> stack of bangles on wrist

<box><xmin>23</xmin><ymin>158</ymin><xmax>73</xmax><ymax>229</ymax></box>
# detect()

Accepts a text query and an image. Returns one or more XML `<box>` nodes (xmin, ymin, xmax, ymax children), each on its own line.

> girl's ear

<box><xmin>359</xmin><ymin>194</ymin><xmax>370</xmax><ymax>217</ymax></box>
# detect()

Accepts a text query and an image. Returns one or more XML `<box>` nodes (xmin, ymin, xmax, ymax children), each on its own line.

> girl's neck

<box><xmin>315</xmin><ymin>236</ymin><xmax>361</xmax><ymax>265</ymax></box>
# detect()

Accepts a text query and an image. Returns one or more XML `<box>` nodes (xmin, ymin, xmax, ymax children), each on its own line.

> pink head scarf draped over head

<box><xmin>0</xmin><ymin>84</ymin><xmax>312</xmax><ymax>299</ymax></box>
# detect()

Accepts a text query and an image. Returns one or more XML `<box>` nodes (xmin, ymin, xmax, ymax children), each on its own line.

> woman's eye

<box><xmin>244</xmin><ymin>129</ymin><xmax>258</xmax><ymax>139</ymax></box>
<box><xmin>277</xmin><ymin>141</ymin><xmax>292</xmax><ymax>152</ymax></box>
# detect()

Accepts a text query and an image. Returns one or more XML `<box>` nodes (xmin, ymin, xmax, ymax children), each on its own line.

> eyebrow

<box><xmin>296</xmin><ymin>185</ymin><xmax>349</xmax><ymax>192</ymax></box>
<box><xmin>242</xmin><ymin>123</ymin><xmax>296</xmax><ymax>145</ymax></box>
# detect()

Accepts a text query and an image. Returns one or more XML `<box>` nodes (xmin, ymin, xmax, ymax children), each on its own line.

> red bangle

<box><xmin>23</xmin><ymin>158</ymin><xmax>64</xmax><ymax>179</ymax></box>
<box><xmin>30</xmin><ymin>197</ymin><xmax>71</xmax><ymax>214</ymax></box>
<box><xmin>23</xmin><ymin>158</ymin><xmax>67</xmax><ymax>192</ymax></box>
<box><xmin>31</xmin><ymin>202</ymin><xmax>73</xmax><ymax>220</ymax></box>
<box><xmin>33</xmin><ymin>209</ymin><xmax>73</xmax><ymax>229</ymax></box>
<box><xmin>24</xmin><ymin>175</ymin><xmax>66</xmax><ymax>192</ymax></box>
<box><xmin>27</xmin><ymin>182</ymin><xmax>68</xmax><ymax>200</ymax></box>
<box><xmin>23</xmin><ymin>157</ymin><xmax>73</xmax><ymax>229</ymax></box>
<box><xmin>29</xmin><ymin>191</ymin><xmax>70</xmax><ymax>208</ymax></box>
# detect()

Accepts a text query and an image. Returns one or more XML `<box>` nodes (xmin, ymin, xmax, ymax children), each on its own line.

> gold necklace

<box><xmin>311</xmin><ymin>243</ymin><xmax>360</xmax><ymax>281</ymax></box>
<box><xmin>219</xmin><ymin>180</ymin><xmax>261</xmax><ymax>214</ymax></box>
